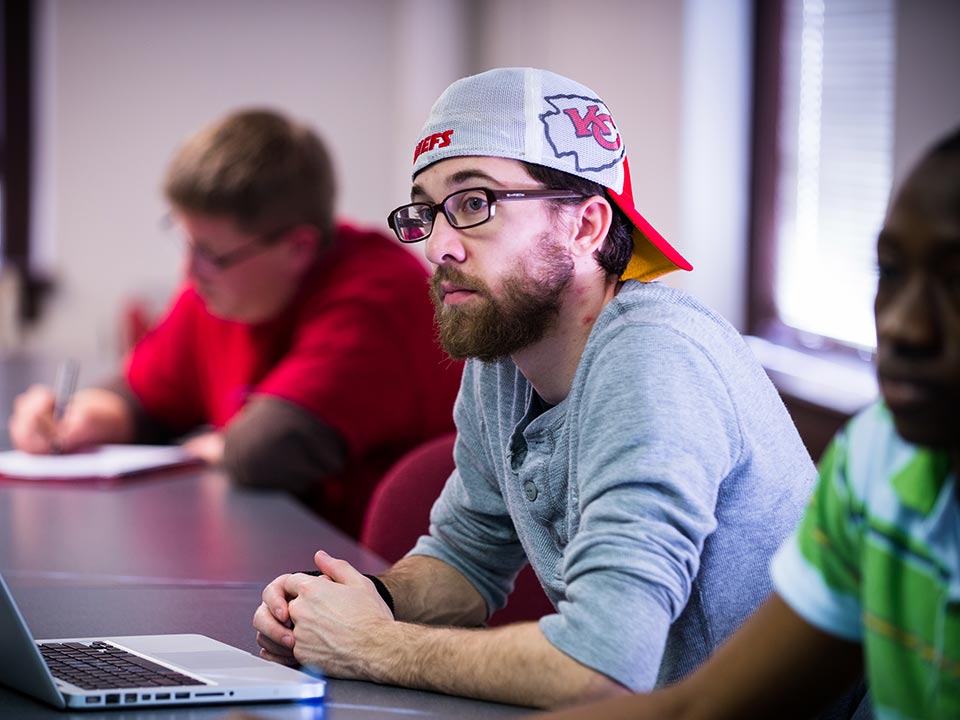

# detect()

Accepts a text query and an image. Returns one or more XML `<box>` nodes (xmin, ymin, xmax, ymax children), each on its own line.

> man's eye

<box><xmin>876</xmin><ymin>260</ymin><xmax>900</xmax><ymax>284</ymax></box>
<box><xmin>461</xmin><ymin>196</ymin><xmax>487</xmax><ymax>213</ymax></box>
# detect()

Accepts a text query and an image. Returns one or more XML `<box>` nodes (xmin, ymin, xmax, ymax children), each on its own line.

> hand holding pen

<box><xmin>8</xmin><ymin>360</ymin><xmax>138</xmax><ymax>454</ymax></box>
<box><xmin>7</xmin><ymin>359</ymin><xmax>79</xmax><ymax>454</ymax></box>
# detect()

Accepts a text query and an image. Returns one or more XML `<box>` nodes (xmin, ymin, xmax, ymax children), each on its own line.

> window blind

<box><xmin>774</xmin><ymin>0</ymin><xmax>896</xmax><ymax>351</ymax></box>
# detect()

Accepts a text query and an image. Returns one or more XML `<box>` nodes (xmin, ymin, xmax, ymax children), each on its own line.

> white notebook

<box><xmin>0</xmin><ymin>445</ymin><xmax>195</xmax><ymax>481</ymax></box>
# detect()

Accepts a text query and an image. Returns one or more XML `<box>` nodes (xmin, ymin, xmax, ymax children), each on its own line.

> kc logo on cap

<box><xmin>540</xmin><ymin>94</ymin><xmax>624</xmax><ymax>174</ymax></box>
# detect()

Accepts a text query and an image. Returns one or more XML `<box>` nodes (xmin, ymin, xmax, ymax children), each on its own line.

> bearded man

<box><xmin>252</xmin><ymin>68</ymin><xmax>819</xmax><ymax>709</ymax></box>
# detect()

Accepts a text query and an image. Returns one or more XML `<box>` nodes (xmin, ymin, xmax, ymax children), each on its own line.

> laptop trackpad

<box><xmin>156</xmin><ymin>651</ymin><xmax>267</xmax><ymax>670</ymax></box>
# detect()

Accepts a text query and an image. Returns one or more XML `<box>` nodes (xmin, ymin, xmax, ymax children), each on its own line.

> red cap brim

<box><xmin>609</xmin><ymin>158</ymin><xmax>692</xmax><ymax>281</ymax></box>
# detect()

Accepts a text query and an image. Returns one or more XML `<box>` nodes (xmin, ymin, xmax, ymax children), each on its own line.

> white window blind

<box><xmin>775</xmin><ymin>0</ymin><xmax>896</xmax><ymax>351</ymax></box>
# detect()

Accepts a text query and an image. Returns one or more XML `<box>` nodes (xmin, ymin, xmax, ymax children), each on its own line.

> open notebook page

<box><xmin>0</xmin><ymin>445</ymin><xmax>194</xmax><ymax>480</ymax></box>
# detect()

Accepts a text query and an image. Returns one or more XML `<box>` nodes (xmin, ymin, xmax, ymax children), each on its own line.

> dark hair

<box><xmin>522</xmin><ymin>162</ymin><xmax>634</xmax><ymax>276</ymax></box>
<box><xmin>164</xmin><ymin>109</ymin><xmax>337</xmax><ymax>242</ymax></box>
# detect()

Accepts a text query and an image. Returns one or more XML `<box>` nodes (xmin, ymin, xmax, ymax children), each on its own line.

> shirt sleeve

<box><xmin>124</xmin><ymin>287</ymin><xmax>207</xmax><ymax>433</ymax></box>
<box><xmin>222</xmin><ymin>395</ymin><xmax>347</xmax><ymax>494</ymax></box>
<box><xmin>538</xmin><ymin>323</ymin><xmax>737</xmax><ymax>690</ymax></box>
<box><xmin>771</xmin><ymin>430</ymin><xmax>864</xmax><ymax>642</ymax></box>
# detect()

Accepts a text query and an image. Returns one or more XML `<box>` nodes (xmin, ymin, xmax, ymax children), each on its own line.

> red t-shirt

<box><xmin>125</xmin><ymin>223</ymin><xmax>462</xmax><ymax>534</ymax></box>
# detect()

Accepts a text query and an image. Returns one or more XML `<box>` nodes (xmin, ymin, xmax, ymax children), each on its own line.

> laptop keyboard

<box><xmin>39</xmin><ymin>641</ymin><xmax>208</xmax><ymax>691</ymax></box>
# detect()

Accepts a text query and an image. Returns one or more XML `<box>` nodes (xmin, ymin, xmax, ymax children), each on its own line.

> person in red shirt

<box><xmin>8</xmin><ymin>109</ymin><xmax>462</xmax><ymax>536</ymax></box>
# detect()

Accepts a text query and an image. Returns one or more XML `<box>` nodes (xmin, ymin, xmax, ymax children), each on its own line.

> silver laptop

<box><xmin>0</xmin><ymin>572</ymin><xmax>325</xmax><ymax>710</ymax></box>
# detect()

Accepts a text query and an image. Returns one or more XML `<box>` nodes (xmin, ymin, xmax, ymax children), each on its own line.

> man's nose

<box><xmin>876</xmin><ymin>276</ymin><xmax>939</xmax><ymax>353</ymax></box>
<box><xmin>184</xmin><ymin>247</ymin><xmax>213</xmax><ymax>281</ymax></box>
<box><xmin>425</xmin><ymin>213</ymin><xmax>467</xmax><ymax>266</ymax></box>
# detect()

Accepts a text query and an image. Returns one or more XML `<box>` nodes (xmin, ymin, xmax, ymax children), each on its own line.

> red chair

<box><xmin>360</xmin><ymin>432</ymin><xmax>554</xmax><ymax>626</ymax></box>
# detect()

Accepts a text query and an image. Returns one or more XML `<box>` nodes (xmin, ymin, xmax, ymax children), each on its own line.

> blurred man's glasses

<box><xmin>162</xmin><ymin>217</ymin><xmax>292</xmax><ymax>272</ymax></box>
<box><xmin>387</xmin><ymin>187</ymin><xmax>585</xmax><ymax>243</ymax></box>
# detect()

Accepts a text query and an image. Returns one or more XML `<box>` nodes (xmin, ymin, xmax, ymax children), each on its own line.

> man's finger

<box><xmin>280</xmin><ymin>572</ymin><xmax>315</xmax><ymax>599</ymax></box>
<box><xmin>9</xmin><ymin>387</ymin><xmax>58</xmax><ymax>454</ymax></box>
<box><xmin>255</xmin><ymin>627</ymin><xmax>295</xmax><ymax>655</ymax></box>
<box><xmin>313</xmin><ymin>550</ymin><xmax>366</xmax><ymax>586</ymax></box>
<box><xmin>258</xmin><ymin>648</ymin><xmax>299</xmax><ymax>667</ymax></box>
<box><xmin>261</xmin><ymin>579</ymin><xmax>294</xmax><ymax>623</ymax></box>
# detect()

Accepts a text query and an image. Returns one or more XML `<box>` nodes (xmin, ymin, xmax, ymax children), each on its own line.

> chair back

<box><xmin>360</xmin><ymin>432</ymin><xmax>554</xmax><ymax>626</ymax></box>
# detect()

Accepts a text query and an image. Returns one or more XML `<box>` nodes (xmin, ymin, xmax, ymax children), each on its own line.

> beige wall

<box><xmin>28</xmin><ymin>0</ymin><xmax>468</xmax><ymax>360</ymax></box>
<box><xmin>22</xmin><ymin>0</ymin><xmax>957</xmax><ymax>366</ymax></box>
<box><xmin>27</xmin><ymin>0</ymin><xmax>746</xmax><ymax>364</ymax></box>
<box><xmin>893</xmin><ymin>0</ymin><xmax>960</xmax><ymax>190</ymax></box>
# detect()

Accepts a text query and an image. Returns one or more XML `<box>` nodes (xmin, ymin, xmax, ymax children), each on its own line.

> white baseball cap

<box><xmin>412</xmin><ymin>67</ymin><xmax>692</xmax><ymax>281</ymax></box>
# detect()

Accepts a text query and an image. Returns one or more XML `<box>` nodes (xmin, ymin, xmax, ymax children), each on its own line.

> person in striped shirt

<box><xmin>539</xmin><ymin>126</ymin><xmax>960</xmax><ymax>720</ymax></box>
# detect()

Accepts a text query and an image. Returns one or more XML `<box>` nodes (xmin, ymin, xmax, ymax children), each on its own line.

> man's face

<box><xmin>874</xmin><ymin>153</ymin><xmax>960</xmax><ymax>451</ymax></box>
<box><xmin>175</xmin><ymin>213</ymin><xmax>303</xmax><ymax>323</ymax></box>
<box><xmin>414</xmin><ymin>157</ymin><xmax>575</xmax><ymax>361</ymax></box>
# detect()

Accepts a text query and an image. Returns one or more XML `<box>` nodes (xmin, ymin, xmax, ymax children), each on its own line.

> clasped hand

<box><xmin>253</xmin><ymin>550</ymin><xmax>394</xmax><ymax>678</ymax></box>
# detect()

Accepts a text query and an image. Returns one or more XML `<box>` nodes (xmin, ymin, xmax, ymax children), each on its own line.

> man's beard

<box><xmin>428</xmin><ymin>233</ymin><xmax>575</xmax><ymax>362</ymax></box>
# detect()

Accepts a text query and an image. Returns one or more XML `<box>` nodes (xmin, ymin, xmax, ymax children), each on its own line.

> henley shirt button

<box><xmin>523</xmin><ymin>481</ymin><xmax>538</xmax><ymax>502</ymax></box>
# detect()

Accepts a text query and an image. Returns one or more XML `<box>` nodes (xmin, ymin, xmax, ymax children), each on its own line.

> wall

<box><xmin>20</xmin><ymin>0</ymin><xmax>960</xmax><ymax>369</ymax></box>
<box><xmin>24</xmin><ymin>0</ymin><xmax>749</xmax><ymax>363</ymax></box>
<box><xmin>893</xmin><ymin>0</ymin><xmax>960</xmax><ymax>189</ymax></box>
<box><xmin>27</xmin><ymin>0</ymin><xmax>472</xmax><ymax>361</ymax></box>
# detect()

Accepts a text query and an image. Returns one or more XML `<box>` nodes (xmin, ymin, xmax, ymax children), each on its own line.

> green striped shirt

<box><xmin>772</xmin><ymin>401</ymin><xmax>960</xmax><ymax>720</ymax></box>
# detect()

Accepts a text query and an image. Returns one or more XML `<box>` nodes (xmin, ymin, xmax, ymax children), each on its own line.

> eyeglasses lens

<box><xmin>394</xmin><ymin>207</ymin><xmax>432</xmax><ymax>242</ymax></box>
<box><xmin>444</xmin><ymin>190</ymin><xmax>490</xmax><ymax>229</ymax></box>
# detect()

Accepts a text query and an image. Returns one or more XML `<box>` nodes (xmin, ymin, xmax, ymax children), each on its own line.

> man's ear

<box><xmin>569</xmin><ymin>196</ymin><xmax>613</xmax><ymax>260</ymax></box>
<box><xmin>286</xmin><ymin>225</ymin><xmax>321</xmax><ymax>273</ymax></box>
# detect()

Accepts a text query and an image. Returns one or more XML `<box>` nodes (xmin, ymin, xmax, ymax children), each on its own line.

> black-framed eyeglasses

<box><xmin>386</xmin><ymin>187</ymin><xmax>585</xmax><ymax>243</ymax></box>
<box><xmin>162</xmin><ymin>215</ymin><xmax>293</xmax><ymax>272</ymax></box>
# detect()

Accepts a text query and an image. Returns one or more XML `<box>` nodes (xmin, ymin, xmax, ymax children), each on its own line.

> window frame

<box><xmin>747</xmin><ymin>0</ymin><xmax>880</xmax><ymax>361</ymax></box>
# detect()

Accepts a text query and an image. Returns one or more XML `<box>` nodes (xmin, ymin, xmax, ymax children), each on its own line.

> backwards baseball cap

<box><xmin>412</xmin><ymin>67</ymin><xmax>692</xmax><ymax>282</ymax></box>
